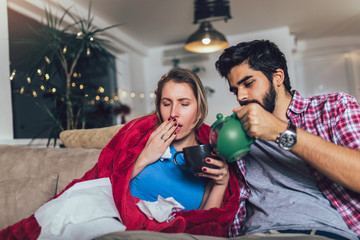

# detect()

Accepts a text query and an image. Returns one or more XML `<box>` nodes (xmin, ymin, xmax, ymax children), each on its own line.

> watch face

<box><xmin>279</xmin><ymin>131</ymin><xmax>297</xmax><ymax>150</ymax></box>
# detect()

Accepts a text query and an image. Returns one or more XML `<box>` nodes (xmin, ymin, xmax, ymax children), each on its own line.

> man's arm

<box><xmin>293</xmin><ymin>128</ymin><xmax>360</xmax><ymax>193</ymax></box>
<box><xmin>235</xmin><ymin>103</ymin><xmax>360</xmax><ymax>193</ymax></box>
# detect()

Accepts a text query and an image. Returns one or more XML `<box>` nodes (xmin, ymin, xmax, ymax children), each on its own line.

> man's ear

<box><xmin>273</xmin><ymin>69</ymin><xmax>285</xmax><ymax>87</ymax></box>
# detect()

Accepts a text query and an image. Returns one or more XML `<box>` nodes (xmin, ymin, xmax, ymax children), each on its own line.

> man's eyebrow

<box><xmin>229</xmin><ymin>75</ymin><xmax>253</xmax><ymax>92</ymax></box>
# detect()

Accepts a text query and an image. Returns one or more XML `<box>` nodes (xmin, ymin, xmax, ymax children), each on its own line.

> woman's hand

<box><xmin>196</xmin><ymin>157</ymin><xmax>229</xmax><ymax>186</ymax></box>
<box><xmin>131</xmin><ymin>117</ymin><xmax>179</xmax><ymax>179</ymax></box>
<box><xmin>197</xmin><ymin>157</ymin><xmax>230</xmax><ymax>210</ymax></box>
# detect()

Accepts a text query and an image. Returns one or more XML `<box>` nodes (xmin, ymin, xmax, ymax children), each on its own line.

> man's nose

<box><xmin>237</xmin><ymin>88</ymin><xmax>248</xmax><ymax>103</ymax></box>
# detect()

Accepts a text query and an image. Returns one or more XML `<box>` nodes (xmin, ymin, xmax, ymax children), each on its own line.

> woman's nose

<box><xmin>170</xmin><ymin>104</ymin><xmax>179</xmax><ymax>118</ymax></box>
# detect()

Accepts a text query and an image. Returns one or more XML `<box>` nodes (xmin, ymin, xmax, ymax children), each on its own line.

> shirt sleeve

<box><xmin>332</xmin><ymin>94</ymin><xmax>360</xmax><ymax>150</ymax></box>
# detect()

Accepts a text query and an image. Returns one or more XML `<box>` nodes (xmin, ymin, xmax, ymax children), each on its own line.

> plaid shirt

<box><xmin>229</xmin><ymin>90</ymin><xmax>360</xmax><ymax>238</ymax></box>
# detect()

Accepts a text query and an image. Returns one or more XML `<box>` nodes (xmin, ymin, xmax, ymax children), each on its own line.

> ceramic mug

<box><xmin>173</xmin><ymin>144</ymin><xmax>220</xmax><ymax>174</ymax></box>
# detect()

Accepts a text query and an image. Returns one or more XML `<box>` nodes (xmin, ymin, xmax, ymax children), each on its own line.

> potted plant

<box><xmin>10</xmin><ymin>1</ymin><xmax>129</xmax><ymax>146</ymax></box>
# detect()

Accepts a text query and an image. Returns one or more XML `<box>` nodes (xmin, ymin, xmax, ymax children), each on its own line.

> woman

<box><xmin>0</xmin><ymin>68</ymin><xmax>240</xmax><ymax>239</ymax></box>
<box><xmin>130</xmin><ymin>68</ymin><xmax>230</xmax><ymax>211</ymax></box>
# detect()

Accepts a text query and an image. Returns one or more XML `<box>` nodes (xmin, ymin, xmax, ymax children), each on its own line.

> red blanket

<box><xmin>0</xmin><ymin>114</ymin><xmax>240</xmax><ymax>239</ymax></box>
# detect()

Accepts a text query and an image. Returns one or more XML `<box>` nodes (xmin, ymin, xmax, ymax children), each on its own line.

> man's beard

<box><xmin>240</xmin><ymin>83</ymin><xmax>277</xmax><ymax>113</ymax></box>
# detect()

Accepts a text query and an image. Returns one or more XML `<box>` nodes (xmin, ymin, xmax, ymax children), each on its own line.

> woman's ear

<box><xmin>273</xmin><ymin>69</ymin><xmax>285</xmax><ymax>87</ymax></box>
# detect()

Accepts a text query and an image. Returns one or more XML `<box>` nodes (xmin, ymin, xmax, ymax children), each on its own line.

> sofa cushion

<box><xmin>0</xmin><ymin>145</ymin><xmax>101</xmax><ymax>194</ymax></box>
<box><xmin>0</xmin><ymin>173</ymin><xmax>58</xmax><ymax>229</ymax></box>
<box><xmin>59</xmin><ymin>125</ymin><xmax>123</xmax><ymax>149</ymax></box>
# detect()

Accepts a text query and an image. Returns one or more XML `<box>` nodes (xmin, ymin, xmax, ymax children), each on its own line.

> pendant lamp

<box><xmin>185</xmin><ymin>0</ymin><xmax>232</xmax><ymax>53</ymax></box>
<box><xmin>184</xmin><ymin>21</ymin><xmax>229</xmax><ymax>53</ymax></box>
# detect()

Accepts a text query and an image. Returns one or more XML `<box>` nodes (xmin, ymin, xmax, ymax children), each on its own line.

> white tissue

<box><xmin>159</xmin><ymin>146</ymin><xmax>172</xmax><ymax>161</ymax></box>
<box><xmin>136</xmin><ymin>195</ymin><xmax>184</xmax><ymax>222</ymax></box>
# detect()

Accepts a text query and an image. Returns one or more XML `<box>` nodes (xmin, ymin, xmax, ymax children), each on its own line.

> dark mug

<box><xmin>173</xmin><ymin>144</ymin><xmax>220</xmax><ymax>174</ymax></box>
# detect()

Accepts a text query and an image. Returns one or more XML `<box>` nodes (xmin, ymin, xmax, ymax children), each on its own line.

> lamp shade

<box><xmin>184</xmin><ymin>21</ymin><xmax>229</xmax><ymax>53</ymax></box>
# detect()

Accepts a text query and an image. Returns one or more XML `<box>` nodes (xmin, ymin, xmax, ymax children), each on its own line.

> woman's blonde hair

<box><xmin>154</xmin><ymin>68</ymin><xmax>208</xmax><ymax>129</ymax></box>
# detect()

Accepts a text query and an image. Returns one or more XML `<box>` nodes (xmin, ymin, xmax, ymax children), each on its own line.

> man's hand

<box><xmin>233</xmin><ymin>103</ymin><xmax>287</xmax><ymax>142</ymax></box>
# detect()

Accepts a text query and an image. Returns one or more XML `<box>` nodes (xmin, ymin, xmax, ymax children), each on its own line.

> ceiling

<box><xmin>72</xmin><ymin>0</ymin><xmax>360</xmax><ymax>49</ymax></box>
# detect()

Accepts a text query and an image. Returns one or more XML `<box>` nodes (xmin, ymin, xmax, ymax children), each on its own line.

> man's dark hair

<box><xmin>215</xmin><ymin>40</ymin><xmax>292</xmax><ymax>92</ymax></box>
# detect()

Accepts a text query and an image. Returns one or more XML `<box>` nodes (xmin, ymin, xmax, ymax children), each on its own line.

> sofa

<box><xmin>0</xmin><ymin>125</ymin><xmax>320</xmax><ymax>240</ymax></box>
<box><xmin>0</xmin><ymin>125</ymin><xmax>122</xmax><ymax>230</ymax></box>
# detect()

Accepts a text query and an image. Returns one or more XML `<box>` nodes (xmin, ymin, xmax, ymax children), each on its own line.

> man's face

<box><xmin>227</xmin><ymin>62</ymin><xmax>276</xmax><ymax>113</ymax></box>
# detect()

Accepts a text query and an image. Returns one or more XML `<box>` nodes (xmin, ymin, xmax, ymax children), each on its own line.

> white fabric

<box><xmin>35</xmin><ymin>178</ymin><xmax>126</xmax><ymax>240</ymax></box>
<box><xmin>159</xmin><ymin>146</ymin><xmax>172</xmax><ymax>161</ymax></box>
<box><xmin>136</xmin><ymin>195</ymin><xmax>184</xmax><ymax>222</ymax></box>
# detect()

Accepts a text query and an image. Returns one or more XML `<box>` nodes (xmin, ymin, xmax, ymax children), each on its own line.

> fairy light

<box><xmin>37</xmin><ymin>69</ymin><xmax>42</xmax><ymax>76</ymax></box>
<box><xmin>20</xmin><ymin>87</ymin><xmax>24</xmax><ymax>94</ymax></box>
<box><xmin>98</xmin><ymin>86</ymin><xmax>105</xmax><ymax>93</ymax></box>
<box><xmin>79</xmin><ymin>84</ymin><xmax>84</xmax><ymax>90</ymax></box>
<box><xmin>10</xmin><ymin>70</ymin><xmax>16</xmax><ymax>80</ymax></box>
<box><xmin>90</xmin><ymin>37</ymin><xmax>94</xmax><ymax>41</ymax></box>
<box><xmin>130</xmin><ymin>92</ymin><xmax>136</xmax><ymax>98</ymax></box>
<box><xmin>45</xmin><ymin>74</ymin><xmax>50</xmax><ymax>80</ymax></box>
<box><xmin>104</xmin><ymin>96</ymin><xmax>109</xmax><ymax>102</ymax></box>
<box><xmin>27</xmin><ymin>77</ymin><xmax>31</xmax><ymax>83</ymax></box>
<box><xmin>95</xmin><ymin>95</ymin><xmax>100</xmax><ymax>101</ymax></box>
<box><xmin>52</xmin><ymin>88</ymin><xmax>56</xmax><ymax>93</ymax></box>
<box><xmin>149</xmin><ymin>92</ymin><xmax>155</xmax><ymax>98</ymax></box>
<box><xmin>86</xmin><ymin>48</ymin><xmax>91</xmax><ymax>56</ymax></box>
<box><xmin>73</xmin><ymin>72</ymin><xmax>78</xmax><ymax>78</ymax></box>
<box><xmin>139</xmin><ymin>92</ymin><xmax>145</xmax><ymax>99</ymax></box>
<box><xmin>40</xmin><ymin>85</ymin><xmax>45</xmax><ymax>91</ymax></box>
<box><xmin>121</xmin><ymin>90</ymin><xmax>127</xmax><ymax>97</ymax></box>
<box><xmin>76</xmin><ymin>32</ymin><xmax>83</xmax><ymax>38</ymax></box>
<box><xmin>32</xmin><ymin>90</ymin><xmax>37</xmax><ymax>97</ymax></box>
<box><xmin>45</xmin><ymin>56</ymin><xmax>51</xmax><ymax>64</ymax></box>
<box><xmin>63</xmin><ymin>46</ymin><xmax>67</xmax><ymax>54</ymax></box>
<box><xmin>110</xmin><ymin>99</ymin><xmax>114</xmax><ymax>104</ymax></box>
<box><xmin>72</xmin><ymin>82</ymin><xmax>76</xmax><ymax>87</ymax></box>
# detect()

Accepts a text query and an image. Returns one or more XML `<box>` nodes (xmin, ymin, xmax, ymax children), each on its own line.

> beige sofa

<box><xmin>0</xmin><ymin>125</ymin><xmax>321</xmax><ymax>240</ymax></box>
<box><xmin>0</xmin><ymin>124</ymin><xmax>122</xmax><ymax>230</ymax></box>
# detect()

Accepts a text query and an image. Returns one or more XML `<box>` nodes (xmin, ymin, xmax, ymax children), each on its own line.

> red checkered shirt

<box><xmin>229</xmin><ymin>90</ymin><xmax>360</xmax><ymax>237</ymax></box>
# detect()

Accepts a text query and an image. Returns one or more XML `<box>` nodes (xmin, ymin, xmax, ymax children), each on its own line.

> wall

<box><xmin>0</xmin><ymin>0</ymin><xmax>13</xmax><ymax>140</ymax></box>
<box><xmin>294</xmin><ymin>36</ymin><xmax>360</xmax><ymax>101</ymax></box>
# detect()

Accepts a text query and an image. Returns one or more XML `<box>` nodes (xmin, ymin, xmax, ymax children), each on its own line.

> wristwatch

<box><xmin>276</xmin><ymin>121</ymin><xmax>297</xmax><ymax>150</ymax></box>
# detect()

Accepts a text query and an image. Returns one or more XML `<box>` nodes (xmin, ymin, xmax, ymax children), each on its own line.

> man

<box><xmin>215</xmin><ymin>40</ymin><xmax>360</xmax><ymax>239</ymax></box>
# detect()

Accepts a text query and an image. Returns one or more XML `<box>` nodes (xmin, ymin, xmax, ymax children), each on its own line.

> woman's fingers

<box><xmin>196</xmin><ymin>158</ymin><xmax>229</xmax><ymax>185</ymax></box>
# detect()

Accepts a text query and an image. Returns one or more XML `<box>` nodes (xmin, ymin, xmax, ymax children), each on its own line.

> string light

<box><xmin>45</xmin><ymin>74</ymin><xmax>50</xmax><ymax>80</ymax></box>
<box><xmin>10</xmin><ymin>70</ymin><xmax>16</xmax><ymax>80</ymax></box>
<box><xmin>52</xmin><ymin>88</ymin><xmax>56</xmax><ymax>93</ymax></box>
<box><xmin>63</xmin><ymin>46</ymin><xmax>67</xmax><ymax>54</ymax></box>
<box><xmin>130</xmin><ymin>92</ymin><xmax>136</xmax><ymax>98</ymax></box>
<box><xmin>98</xmin><ymin>86</ymin><xmax>105</xmax><ymax>93</ymax></box>
<box><xmin>79</xmin><ymin>84</ymin><xmax>84</xmax><ymax>90</ymax></box>
<box><xmin>37</xmin><ymin>69</ymin><xmax>42</xmax><ymax>76</ymax></box>
<box><xmin>27</xmin><ymin>77</ymin><xmax>31</xmax><ymax>83</ymax></box>
<box><xmin>45</xmin><ymin>56</ymin><xmax>51</xmax><ymax>64</ymax></box>
<box><xmin>32</xmin><ymin>91</ymin><xmax>37</xmax><ymax>97</ymax></box>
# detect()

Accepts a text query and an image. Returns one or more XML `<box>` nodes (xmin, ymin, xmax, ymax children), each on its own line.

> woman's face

<box><xmin>160</xmin><ymin>80</ymin><xmax>198</xmax><ymax>142</ymax></box>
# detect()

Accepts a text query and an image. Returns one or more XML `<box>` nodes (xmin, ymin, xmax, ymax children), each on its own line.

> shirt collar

<box><xmin>288</xmin><ymin>90</ymin><xmax>310</xmax><ymax>115</ymax></box>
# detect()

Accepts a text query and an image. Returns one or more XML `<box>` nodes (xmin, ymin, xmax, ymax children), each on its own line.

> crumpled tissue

<box><xmin>136</xmin><ymin>195</ymin><xmax>184</xmax><ymax>222</ymax></box>
<box><xmin>159</xmin><ymin>146</ymin><xmax>172</xmax><ymax>161</ymax></box>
